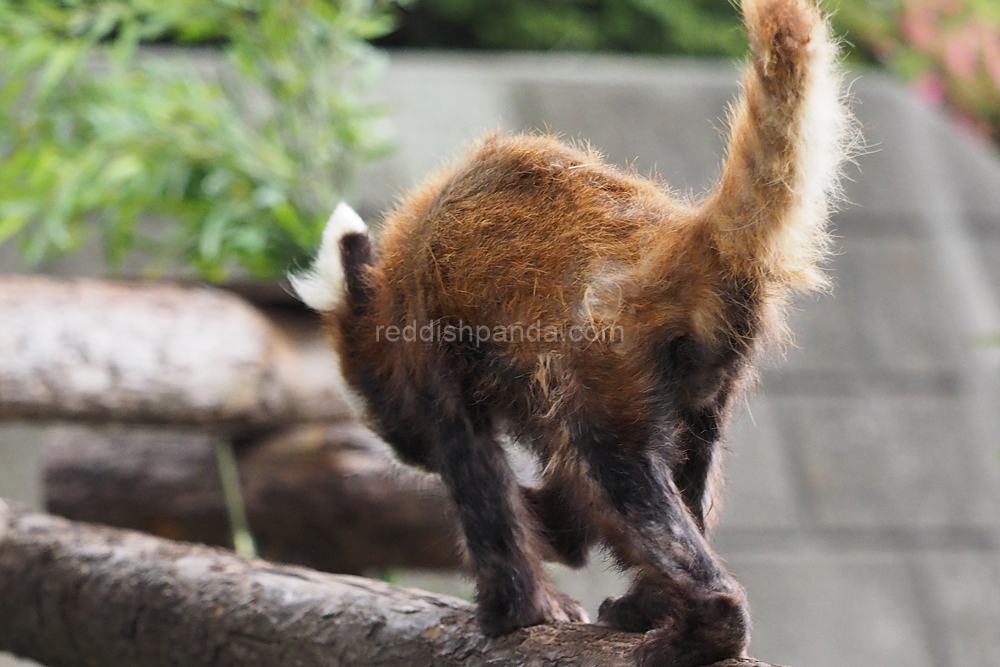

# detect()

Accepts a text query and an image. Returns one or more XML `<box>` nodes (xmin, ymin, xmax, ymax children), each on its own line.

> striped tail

<box><xmin>702</xmin><ymin>0</ymin><xmax>856</xmax><ymax>292</ymax></box>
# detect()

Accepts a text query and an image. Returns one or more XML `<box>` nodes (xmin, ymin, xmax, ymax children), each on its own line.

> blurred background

<box><xmin>2</xmin><ymin>1</ymin><xmax>1000</xmax><ymax>666</ymax></box>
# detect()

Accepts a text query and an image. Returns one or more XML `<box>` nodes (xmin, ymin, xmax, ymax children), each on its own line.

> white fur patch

<box><xmin>289</xmin><ymin>202</ymin><xmax>369</xmax><ymax>312</ymax></box>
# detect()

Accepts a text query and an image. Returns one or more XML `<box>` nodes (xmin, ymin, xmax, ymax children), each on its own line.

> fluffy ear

<box><xmin>290</xmin><ymin>202</ymin><xmax>369</xmax><ymax>312</ymax></box>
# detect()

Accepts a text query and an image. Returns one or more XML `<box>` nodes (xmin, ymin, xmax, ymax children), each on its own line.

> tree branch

<box><xmin>44</xmin><ymin>422</ymin><xmax>462</xmax><ymax>572</ymax></box>
<box><xmin>0</xmin><ymin>276</ymin><xmax>350</xmax><ymax>432</ymax></box>
<box><xmin>0</xmin><ymin>500</ymin><xmax>778</xmax><ymax>667</ymax></box>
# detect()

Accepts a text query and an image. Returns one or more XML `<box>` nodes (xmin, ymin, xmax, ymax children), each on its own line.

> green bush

<box><xmin>377</xmin><ymin>0</ymin><xmax>748</xmax><ymax>56</ymax></box>
<box><xmin>0</xmin><ymin>0</ymin><xmax>392</xmax><ymax>281</ymax></box>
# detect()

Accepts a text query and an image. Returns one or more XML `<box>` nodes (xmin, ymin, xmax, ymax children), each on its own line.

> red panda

<box><xmin>292</xmin><ymin>0</ymin><xmax>854</xmax><ymax>664</ymax></box>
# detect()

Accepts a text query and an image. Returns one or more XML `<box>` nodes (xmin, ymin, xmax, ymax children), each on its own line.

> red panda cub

<box><xmin>292</xmin><ymin>0</ymin><xmax>852</xmax><ymax>664</ymax></box>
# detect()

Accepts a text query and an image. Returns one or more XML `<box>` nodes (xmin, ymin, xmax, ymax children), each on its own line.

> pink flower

<box><xmin>911</xmin><ymin>72</ymin><xmax>948</xmax><ymax>105</ymax></box>
<box><xmin>942</xmin><ymin>31</ymin><xmax>979</xmax><ymax>80</ymax></box>
<box><xmin>901</xmin><ymin>4</ymin><xmax>940</xmax><ymax>53</ymax></box>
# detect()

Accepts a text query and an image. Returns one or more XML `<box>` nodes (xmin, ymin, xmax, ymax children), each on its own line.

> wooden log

<box><xmin>0</xmin><ymin>275</ymin><xmax>350</xmax><ymax>432</ymax></box>
<box><xmin>43</xmin><ymin>424</ymin><xmax>232</xmax><ymax>549</ymax></box>
<box><xmin>237</xmin><ymin>423</ymin><xmax>462</xmax><ymax>571</ymax></box>
<box><xmin>43</xmin><ymin>422</ymin><xmax>462</xmax><ymax>572</ymax></box>
<box><xmin>0</xmin><ymin>499</ymin><xmax>779</xmax><ymax>667</ymax></box>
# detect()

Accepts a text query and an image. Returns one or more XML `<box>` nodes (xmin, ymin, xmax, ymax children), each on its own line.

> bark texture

<box><xmin>238</xmin><ymin>423</ymin><xmax>462</xmax><ymax>571</ymax></box>
<box><xmin>0</xmin><ymin>275</ymin><xmax>350</xmax><ymax>431</ymax></box>
<box><xmin>0</xmin><ymin>500</ymin><xmax>781</xmax><ymax>667</ymax></box>
<box><xmin>43</xmin><ymin>422</ymin><xmax>462</xmax><ymax>572</ymax></box>
<box><xmin>43</xmin><ymin>423</ymin><xmax>230</xmax><ymax>548</ymax></box>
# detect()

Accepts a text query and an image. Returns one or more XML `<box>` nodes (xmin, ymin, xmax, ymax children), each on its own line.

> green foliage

<box><xmin>5</xmin><ymin>1</ymin><xmax>999</xmax><ymax>281</ymax></box>
<box><xmin>833</xmin><ymin>0</ymin><xmax>1000</xmax><ymax>143</ymax></box>
<box><xmin>377</xmin><ymin>0</ymin><xmax>748</xmax><ymax>57</ymax></box>
<box><xmin>0</xmin><ymin>0</ymin><xmax>392</xmax><ymax>281</ymax></box>
<box><xmin>375</xmin><ymin>0</ymin><xmax>896</xmax><ymax>62</ymax></box>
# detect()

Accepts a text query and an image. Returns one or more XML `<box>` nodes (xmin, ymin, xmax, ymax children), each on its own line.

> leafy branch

<box><xmin>0</xmin><ymin>0</ymin><xmax>393</xmax><ymax>280</ymax></box>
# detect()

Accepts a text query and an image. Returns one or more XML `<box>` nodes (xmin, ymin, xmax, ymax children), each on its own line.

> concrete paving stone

<box><xmin>728</xmin><ymin>551</ymin><xmax>937</xmax><ymax>667</ymax></box>
<box><xmin>843</xmin><ymin>75</ymin><xmax>1000</xmax><ymax>221</ymax></box>
<box><xmin>768</xmin><ymin>281</ymin><xmax>866</xmax><ymax>392</ymax></box>
<box><xmin>354</xmin><ymin>63</ymin><xmax>515</xmax><ymax>218</ymax></box>
<box><xmin>931</xmin><ymin>110</ymin><xmax>1000</xmax><ymax>219</ymax></box>
<box><xmin>770</xmin><ymin>395</ymin><xmax>1000</xmax><ymax>531</ymax></box>
<box><xmin>715</xmin><ymin>395</ymin><xmax>803</xmax><ymax>532</ymax></box>
<box><xmin>973</xmin><ymin>240</ymin><xmax>1000</xmax><ymax>304</ymax></box>
<box><xmin>831</xmin><ymin>239</ymin><xmax>964</xmax><ymax>379</ymax></box>
<box><xmin>917</xmin><ymin>552</ymin><xmax>1000</xmax><ymax>667</ymax></box>
<box><xmin>355</xmin><ymin>54</ymin><xmax>745</xmax><ymax>217</ymax></box>
<box><xmin>837</xmin><ymin>77</ymin><xmax>937</xmax><ymax>218</ymax></box>
<box><xmin>969</xmin><ymin>214</ymin><xmax>1000</xmax><ymax>239</ymax></box>
<box><xmin>507</xmin><ymin>80</ymin><xmax>734</xmax><ymax>193</ymax></box>
<box><xmin>0</xmin><ymin>424</ymin><xmax>45</xmax><ymax>510</ymax></box>
<box><xmin>771</xmin><ymin>237</ymin><xmax>963</xmax><ymax>391</ymax></box>
<box><xmin>0</xmin><ymin>654</ymin><xmax>41</xmax><ymax>667</ymax></box>
<box><xmin>358</xmin><ymin>55</ymin><xmax>893</xmax><ymax>217</ymax></box>
<box><xmin>829</xmin><ymin>210</ymin><xmax>925</xmax><ymax>239</ymax></box>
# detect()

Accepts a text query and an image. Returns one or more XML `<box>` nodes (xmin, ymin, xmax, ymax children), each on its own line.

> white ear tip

<box><xmin>327</xmin><ymin>202</ymin><xmax>368</xmax><ymax>237</ymax></box>
<box><xmin>289</xmin><ymin>202</ymin><xmax>369</xmax><ymax>312</ymax></box>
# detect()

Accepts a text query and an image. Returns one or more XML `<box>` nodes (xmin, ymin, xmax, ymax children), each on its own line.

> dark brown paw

<box><xmin>635</xmin><ymin>592</ymin><xmax>750</xmax><ymax>667</ymax></box>
<box><xmin>545</xmin><ymin>591</ymin><xmax>590</xmax><ymax>624</ymax></box>
<box><xmin>597</xmin><ymin>582</ymin><xmax>674</xmax><ymax>633</ymax></box>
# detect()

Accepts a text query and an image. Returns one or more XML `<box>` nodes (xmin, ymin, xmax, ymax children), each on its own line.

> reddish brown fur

<box><xmin>298</xmin><ymin>0</ymin><xmax>853</xmax><ymax>664</ymax></box>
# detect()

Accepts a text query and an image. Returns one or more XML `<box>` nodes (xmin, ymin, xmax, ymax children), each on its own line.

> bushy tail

<box><xmin>290</xmin><ymin>202</ymin><xmax>373</xmax><ymax>314</ymax></box>
<box><xmin>702</xmin><ymin>0</ymin><xmax>856</xmax><ymax>292</ymax></box>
